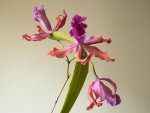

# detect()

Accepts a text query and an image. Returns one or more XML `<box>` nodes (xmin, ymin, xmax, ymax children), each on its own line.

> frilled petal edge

<box><xmin>85</xmin><ymin>45</ymin><xmax>115</xmax><ymax>62</ymax></box>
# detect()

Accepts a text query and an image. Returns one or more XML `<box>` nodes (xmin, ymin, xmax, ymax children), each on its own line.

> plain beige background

<box><xmin>0</xmin><ymin>0</ymin><xmax>150</xmax><ymax>113</ymax></box>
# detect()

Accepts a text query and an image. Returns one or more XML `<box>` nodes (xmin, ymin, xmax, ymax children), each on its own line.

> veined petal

<box><xmin>33</xmin><ymin>5</ymin><xmax>52</xmax><ymax>32</ymax></box>
<box><xmin>46</xmin><ymin>44</ymin><xmax>77</xmax><ymax>58</ymax></box>
<box><xmin>53</xmin><ymin>10</ymin><xmax>67</xmax><ymax>31</ymax></box>
<box><xmin>84</xmin><ymin>45</ymin><xmax>115</xmax><ymax>62</ymax></box>
<box><xmin>84</xmin><ymin>35</ymin><xmax>112</xmax><ymax>45</ymax></box>
<box><xmin>22</xmin><ymin>33</ymin><xmax>49</xmax><ymax>41</ymax></box>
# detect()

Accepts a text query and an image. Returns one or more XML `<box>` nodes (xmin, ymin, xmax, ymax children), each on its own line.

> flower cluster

<box><xmin>22</xmin><ymin>5</ymin><xmax>121</xmax><ymax>111</ymax></box>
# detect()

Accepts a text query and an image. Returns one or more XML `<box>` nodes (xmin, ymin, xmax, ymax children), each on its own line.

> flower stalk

<box><xmin>50</xmin><ymin>41</ymin><xmax>74</xmax><ymax>113</ymax></box>
<box><xmin>90</xmin><ymin>61</ymin><xmax>99</xmax><ymax>79</ymax></box>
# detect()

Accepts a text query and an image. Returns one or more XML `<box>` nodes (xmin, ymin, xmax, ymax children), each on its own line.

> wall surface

<box><xmin>0</xmin><ymin>0</ymin><xmax>150</xmax><ymax>113</ymax></box>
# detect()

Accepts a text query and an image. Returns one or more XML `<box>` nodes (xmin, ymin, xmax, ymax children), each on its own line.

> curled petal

<box><xmin>33</xmin><ymin>5</ymin><xmax>52</xmax><ymax>32</ymax></box>
<box><xmin>76</xmin><ymin>53</ymin><xmax>94</xmax><ymax>65</ymax></box>
<box><xmin>92</xmin><ymin>80</ymin><xmax>107</xmax><ymax>102</ymax></box>
<box><xmin>46</xmin><ymin>44</ymin><xmax>77</xmax><ymax>58</ymax></box>
<box><xmin>84</xmin><ymin>45</ymin><xmax>115</xmax><ymax>62</ymax></box>
<box><xmin>87</xmin><ymin>84</ymin><xmax>102</xmax><ymax>110</ymax></box>
<box><xmin>53</xmin><ymin>10</ymin><xmax>67</xmax><ymax>31</ymax></box>
<box><xmin>22</xmin><ymin>33</ymin><xmax>49</xmax><ymax>41</ymax></box>
<box><xmin>99</xmin><ymin>78</ymin><xmax>117</xmax><ymax>93</ymax></box>
<box><xmin>84</xmin><ymin>35</ymin><xmax>112</xmax><ymax>45</ymax></box>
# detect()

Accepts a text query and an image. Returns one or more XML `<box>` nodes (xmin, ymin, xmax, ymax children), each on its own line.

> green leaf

<box><xmin>48</xmin><ymin>31</ymin><xmax>74</xmax><ymax>43</ymax></box>
<box><xmin>60</xmin><ymin>50</ymin><xmax>89</xmax><ymax>113</ymax></box>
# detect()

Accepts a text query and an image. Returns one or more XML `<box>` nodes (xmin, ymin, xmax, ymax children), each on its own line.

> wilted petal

<box><xmin>46</xmin><ymin>44</ymin><xmax>77</xmax><ymax>58</ymax></box>
<box><xmin>84</xmin><ymin>35</ymin><xmax>112</xmax><ymax>45</ymax></box>
<box><xmin>22</xmin><ymin>33</ymin><xmax>49</xmax><ymax>41</ymax></box>
<box><xmin>84</xmin><ymin>45</ymin><xmax>115</xmax><ymax>62</ymax></box>
<box><xmin>33</xmin><ymin>5</ymin><xmax>52</xmax><ymax>32</ymax></box>
<box><xmin>53</xmin><ymin>10</ymin><xmax>67</xmax><ymax>31</ymax></box>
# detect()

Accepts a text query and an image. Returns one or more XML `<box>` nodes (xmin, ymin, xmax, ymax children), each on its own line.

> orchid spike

<box><xmin>22</xmin><ymin>5</ymin><xmax>67</xmax><ymax>41</ymax></box>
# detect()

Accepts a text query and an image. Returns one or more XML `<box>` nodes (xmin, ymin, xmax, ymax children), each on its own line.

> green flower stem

<box><xmin>90</xmin><ymin>61</ymin><xmax>99</xmax><ymax>79</ymax></box>
<box><xmin>50</xmin><ymin>41</ymin><xmax>75</xmax><ymax>113</ymax></box>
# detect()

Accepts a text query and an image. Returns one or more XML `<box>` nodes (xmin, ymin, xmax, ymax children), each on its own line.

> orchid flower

<box><xmin>86</xmin><ymin>78</ymin><xmax>121</xmax><ymax>110</ymax></box>
<box><xmin>47</xmin><ymin>15</ymin><xmax>114</xmax><ymax>65</ymax></box>
<box><xmin>22</xmin><ymin>5</ymin><xmax>67</xmax><ymax>41</ymax></box>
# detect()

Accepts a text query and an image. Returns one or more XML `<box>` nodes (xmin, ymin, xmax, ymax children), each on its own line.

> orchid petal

<box><xmin>37</xmin><ymin>26</ymin><xmax>45</xmax><ymax>33</ymax></box>
<box><xmin>33</xmin><ymin>5</ymin><xmax>52</xmax><ymax>32</ymax></box>
<box><xmin>84</xmin><ymin>45</ymin><xmax>115</xmax><ymax>62</ymax></box>
<box><xmin>75</xmin><ymin>45</ymin><xmax>82</xmax><ymax>60</ymax></box>
<box><xmin>87</xmin><ymin>81</ymin><xmax>103</xmax><ymax>110</ymax></box>
<box><xmin>86</xmin><ymin>103</ymin><xmax>95</xmax><ymax>110</ymax></box>
<box><xmin>84</xmin><ymin>35</ymin><xmax>112</xmax><ymax>45</ymax></box>
<box><xmin>22</xmin><ymin>33</ymin><xmax>49</xmax><ymax>41</ymax></box>
<box><xmin>53</xmin><ymin>10</ymin><xmax>67</xmax><ymax>31</ymax></box>
<box><xmin>46</xmin><ymin>44</ymin><xmax>77</xmax><ymax>58</ymax></box>
<box><xmin>70</xmin><ymin>15</ymin><xmax>87</xmax><ymax>44</ymax></box>
<box><xmin>99</xmin><ymin>78</ymin><xmax>117</xmax><ymax>93</ymax></box>
<box><xmin>87</xmin><ymin>84</ymin><xmax>95</xmax><ymax>103</ymax></box>
<box><xmin>99</xmin><ymin>81</ymin><xmax>111</xmax><ymax>101</ymax></box>
<box><xmin>76</xmin><ymin>53</ymin><xmax>94</xmax><ymax>65</ymax></box>
<box><xmin>70</xmin><ymin>28</ymin><xmax>86</xmax><ymax>44</ymax></box>
<box><xmin>71</xmin><ymin>15</ymin><xmax>87</xmax><ymax>28</ymax></box>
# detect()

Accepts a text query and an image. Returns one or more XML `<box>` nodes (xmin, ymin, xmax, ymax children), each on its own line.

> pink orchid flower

<box><xmin>22</xmin><ymin>5</ymin><xmax>67</xmax><ymax>41</ymax></box>
<box><xmin>47</xmin><ymin>15</ymin><xmax>114</xmax><ymax>65</ymax></box>
<box><xmin>87</xmin><ymin>78</ymin><xmax>121</xmax><ymax>110</ymax></box>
